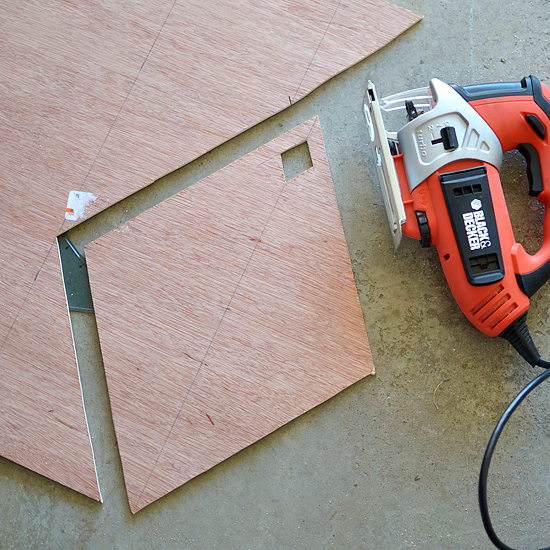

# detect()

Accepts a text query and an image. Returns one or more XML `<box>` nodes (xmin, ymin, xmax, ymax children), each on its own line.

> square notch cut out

<box><xmin>281</xmin><ymin>141</ymin><xmax>313</xmax><ymax>182</ymax></box>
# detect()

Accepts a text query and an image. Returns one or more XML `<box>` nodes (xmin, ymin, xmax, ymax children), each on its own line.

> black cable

<box><xmin>479</xmin><ymin>359</ymin><xmax>550</xmax><ymax>550</ymax></box>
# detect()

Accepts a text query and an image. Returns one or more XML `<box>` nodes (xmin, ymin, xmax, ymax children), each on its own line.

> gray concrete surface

<box><xmin>3</xmin><ymin>1</ymin><xmax>550</xmax><ymax>548</ymax></box>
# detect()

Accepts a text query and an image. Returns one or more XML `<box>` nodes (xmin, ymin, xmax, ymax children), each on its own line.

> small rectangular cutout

<box><xmin>281</xmin><ymin>141</ymin><xmax>313</xmax><ymax>182</ymax></box>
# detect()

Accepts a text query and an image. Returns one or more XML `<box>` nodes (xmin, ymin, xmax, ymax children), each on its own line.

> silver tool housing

<box><xmin>398</xmin><ymin>78</ymin><xmax>503</xmax><ymax>193</ymax></box>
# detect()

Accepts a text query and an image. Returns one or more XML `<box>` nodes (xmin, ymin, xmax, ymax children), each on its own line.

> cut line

<box><xmin>80</xmin><ymin>0</ymin><xmax>179</xmax><ymax>188</ymax></box>
<box><xmin>292</xmin><ymin>0</ymin><xmax>342</xmax><ymax>102</ymax></box>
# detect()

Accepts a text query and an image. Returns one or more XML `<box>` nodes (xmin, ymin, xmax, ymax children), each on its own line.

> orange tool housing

<box><xmin>396</xmin><ymin>85</ymin><xmax>550</xmax><ymax>337</ymax></box>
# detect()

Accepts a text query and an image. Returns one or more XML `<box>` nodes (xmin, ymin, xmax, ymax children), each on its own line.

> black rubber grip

<box><xmin>453</xmin><ymin>77</ymin><xmax>533</xmax><ymax>101</ymax></box>
<box><xmin>517</xmin><ymin>143</ymin><xmax>544</xmax><ymax>196</ymax></box>
<box><xmin>517</xmin><ymin>257</ymin><xmax>550</xmax><ymax>298</ymax></box>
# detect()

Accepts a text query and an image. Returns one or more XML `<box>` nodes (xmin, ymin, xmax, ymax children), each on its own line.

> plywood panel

<box><xmin>0</xmin><ymin>251</ymin><xmax>99</xmax><ymax>499</ymax></box>
<box><xmin>0</xmin><ymin>0</ymin><xmax>175</xmax><ymax>498</ymax></box>
<box><xmin>0</xmin><ymin>0</ymin><xmax>418</xmax><ymax>497</ymax></box>
<box><xmin>0</xmin><ymin>0</ymin><xmax>173</xmax><ymax>339</ymax></box>
<box><xmin>86</xmin><ymin>118</ymin><xmax>373</xmax><ymax>512</ymax></box>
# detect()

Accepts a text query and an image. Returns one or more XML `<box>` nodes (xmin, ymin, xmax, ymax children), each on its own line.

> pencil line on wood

<box><xmin>306</xmin><ymin>117</ymin><xmax>319</xmax><ymax>142</ymax></box>
<box><xmin>135</xmin><ymin>146</ymin><xmax>293</xmax><ymax>508</ymax></box>
<box><xmin>0</xmin><ymin>219</ymin><xmax>66</xmax><ymax>353</ymax></box>
<box><xmin>2</xmin><ymin>0</ymin><xmax>178</xmax><ymax>355</ymax></box>
<box><xmin>292</xmin><ymin>0</ymin><xmax>342</xmax><ymax>102</ymax></box>
<box><xmin>81</xmin><ymin>0</ymin><xmax>179</xmax><ymax>187</ymax></box>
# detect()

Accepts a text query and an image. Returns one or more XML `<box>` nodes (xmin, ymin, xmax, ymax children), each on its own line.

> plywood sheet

<box><xmin>0</xmin><ymin>0</ymin><xmax>418</xmax><ymax>497</ymax></box>
<box><xmin>81</xmin><ymin>0</ymin><xmax>422</xmax><ymax>215</ymax></box>
<box><xmin>0</xmin><ymin>0</ymin><xmax>174</xmax><ymax>341</ymax></box>
<box><xmin>86</xmin><ymin>118</ymin><xmax>373</xmax><ymax>512</ymax></box>
<box><xmin>0</xmin><ymin>0</ymin><xmax>176</xmax><ymax>498</ymax></box>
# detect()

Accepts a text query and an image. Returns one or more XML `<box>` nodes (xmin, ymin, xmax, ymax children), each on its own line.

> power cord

<box><xmin>478</xmin><ymin>355</ymin><xmax>550</xmax><ymax>550</ymax></box>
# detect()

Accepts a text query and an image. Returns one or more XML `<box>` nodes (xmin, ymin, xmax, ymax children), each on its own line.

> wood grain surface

<box><xmin>86</xmin><ymin>118</ymin><xmax>374</xmax><ymax>512</ymax></box>
<box><xmin>0</xmin><ymin>250</ymin><xmax>100</xmax><ymax>499</ymax></box>
<box><xmin>0</xmin><ymin>0</ymin><xmax>418</xmax><ymax>498</ymax></box>
<box><xmin>81</xmin><ymin>0</ymin><xmax>422</xmax><ymax>216</ymax></box>
<box><xmin>0</xmin><ymin>0</ymin><xmax>174</xmax><ymax>497</ymax></box>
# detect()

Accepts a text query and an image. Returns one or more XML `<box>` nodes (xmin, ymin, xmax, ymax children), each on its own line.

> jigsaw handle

<box><xmin>462</xmin><ymin>76</ymin><xmax>550</xmax><ymax>295</ymax></box>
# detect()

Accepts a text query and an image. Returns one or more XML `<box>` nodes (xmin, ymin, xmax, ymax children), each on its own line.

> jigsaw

<box><xmin>365</xmin><ymin>76</ymin><xmax>550</xmax><ymax>365</ymax></box>
<box><xmin>364</xmin><ymin>76</ymin><xmax>550</xmax><ymax>550</ymax></box>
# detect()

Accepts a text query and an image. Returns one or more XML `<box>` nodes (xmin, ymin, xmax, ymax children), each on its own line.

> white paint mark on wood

<box><xmin>65</xmin><ymin>191</ymin><xmax>97</xmax><ymax>221</ymax></box>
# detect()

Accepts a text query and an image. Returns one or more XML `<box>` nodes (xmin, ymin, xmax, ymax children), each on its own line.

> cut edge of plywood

<box><xmin>289</xmin><ymin>5</ymin><xmax>423</xmax><ymax>103</ymax></box>
<box><xmin>129</xmin><ymin>372</ymin><xmax>376</xmax><ymax>513</ymax></box>
<box><xmin>133</xmin><ymin>369</ymin><xmax>375</xmax><ymax>514</ymax></box>
<box><xmin>0</xmin><ymin>243</ymin><xmax>101</xmax><ymax>501</ymax></box>
<box><xmin>64</xmin><ymin>2</ymin><xmax>423</xmax><ymax>231</ymax></box>
<box><xmin>56</xmin><ymin>238</ymin><xmax>102</xmax><ymax>502</ymax></box>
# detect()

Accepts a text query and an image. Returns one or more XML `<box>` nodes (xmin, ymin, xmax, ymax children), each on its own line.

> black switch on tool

<box><xmin>525</xmin><ymin>114</ymin><xmax>546</xmax><ymax>139</ymax></box>
<box><xmin>441</xmin><ymin>126</ymin><xmax>459</xmax><ymax>150</ymax></box>
<box><xmin>406</xmin><ymin>100</ymin><xmax>420</xmax><ymax>122</ymax></box>
<box><xmin>432</xmin><ymin>126</ymin><xmax>459</xmax><ymax>150</ymax></box>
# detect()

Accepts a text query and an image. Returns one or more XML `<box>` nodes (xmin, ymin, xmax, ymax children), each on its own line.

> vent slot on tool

<box><xmin>471</xmin><ymin>284</ymin><xmax>518</xmax><ymax>330</ymax></box>
<box><xmin>453</xmin><ymin>183</ymin><xmax>483</xmax><ymax>196</ymax></box>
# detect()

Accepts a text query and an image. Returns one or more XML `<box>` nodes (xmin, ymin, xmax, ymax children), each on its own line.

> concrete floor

<box><xmin>3</xmin><ymin>0</ymin><xmax>550</xmax><ymax>548</ymax></box>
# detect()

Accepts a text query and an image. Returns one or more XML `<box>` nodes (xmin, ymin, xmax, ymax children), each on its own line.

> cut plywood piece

<box><xmin>85</xmin><ymin>118</ymin><xmax>373</xmax><ymax>512</ymax></box>
<box><xmin>0</xmin><ymin>0</ymin><xmax>417</xmax><ymax>497</ymax></box>
<box><xmin>0</xmin><ymin>250</ymin><xmax>99</xmax><ymax>499</ymax></box>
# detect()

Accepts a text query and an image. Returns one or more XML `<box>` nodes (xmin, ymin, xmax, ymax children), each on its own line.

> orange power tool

<box><xmin>365</xmin><ymin>76</ymin><xmax>550</xmax><ymax>365</ymax></box>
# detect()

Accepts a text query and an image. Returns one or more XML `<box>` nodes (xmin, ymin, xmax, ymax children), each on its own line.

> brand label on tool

<box><xmin>440</xmin><ymin>166</ymin><xmax>504</xmax><ymax>286</ymax></box>
<box><xmin>462</xmin><ymin>207</ymin><xmax>491</xmax><ymax>251</ymax></box>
